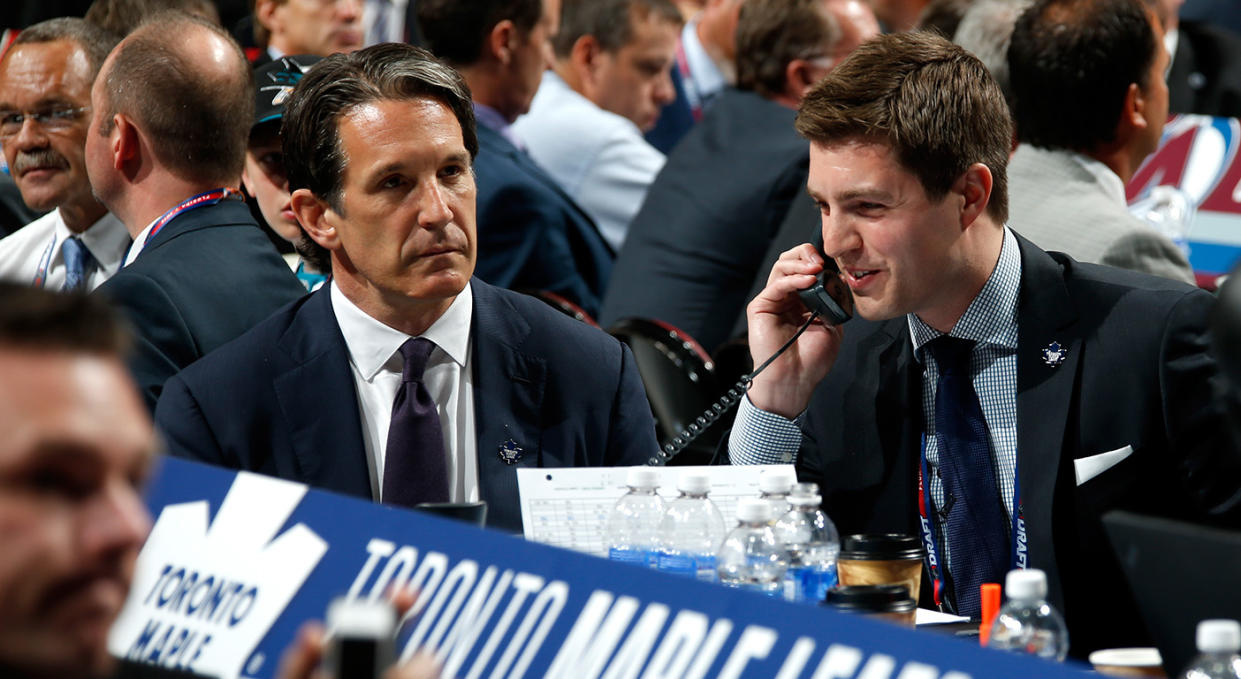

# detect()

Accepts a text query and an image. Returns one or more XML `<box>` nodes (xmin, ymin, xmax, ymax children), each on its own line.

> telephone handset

<box><xmin>796</xmin><ymin>229</ymin><xmax>854</xmax><ymax>326</ymax></box>
<box><xmin>649</xmin><ymin>230</ymin><xmax>854</xmax><ymax>465</ymax></box>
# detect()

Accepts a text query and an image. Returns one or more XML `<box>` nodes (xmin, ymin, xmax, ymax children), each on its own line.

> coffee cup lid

<box><xmin>825</xmin><ymin>584</ymin><xmax>917</xmax><ymax>612</ymax></box>
<box><xmin>839</xmin><ymin>533</ymin><xmax>925</xmax><ymax>560</ymax></box>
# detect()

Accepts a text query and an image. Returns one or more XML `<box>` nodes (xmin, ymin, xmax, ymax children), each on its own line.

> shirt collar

<box><xmin>909</xmin><ymin>226</ymin><xmax>1022</xmax><ymax>358</ymax></box>
<box><xmin>680</xmin><ymin>18</ymin><xmax>725</xmax><ymax>99</ymax></box>
<box><xmin>473</xmin><ymin>102</ymin><xmax>511</xmax><ymax>134</ymax></box>
<box><xmin>123</xmin><ymin>217</ymin><xmax>157</xmax><ymax>268</ymax></box>
<box><xmin>1068</xmin><ymin>150</ymin><xmax>1127</xmax><ymax>207</ymax></box>
<box><xmin>73</xmin><ymin>211</ymin><xmax>130</xmax><ymax>275</ymax></box>
<box><xmin>331</xmin><ymin>281</ymin><xmax>473</xmax><ymax>381</ymax></box>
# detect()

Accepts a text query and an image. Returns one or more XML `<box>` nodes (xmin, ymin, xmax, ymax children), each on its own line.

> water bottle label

<box><xmin>657</xmin><ymin>553</ymin><xmax>697</xmax><ymax>577</ymax></box>
<box><xmin>695</xmin><ymin>555</ymin><xmax>717</xmax><ymax>583</ymax></box>
<box><xmin>609</xmin><ymin>547</ymin><xmax>651</xmax><ymax>565</ymax></box>
<box><xmin>797</xmin><ymin>565</ymin><xmax>837</xmax><ymax>603</ymax></box>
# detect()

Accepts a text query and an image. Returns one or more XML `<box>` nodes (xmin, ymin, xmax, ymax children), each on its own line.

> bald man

<box><xmin>86</xmin><ymin>12</ymin><xmax>305</xmax><ymax>410</ymax></box>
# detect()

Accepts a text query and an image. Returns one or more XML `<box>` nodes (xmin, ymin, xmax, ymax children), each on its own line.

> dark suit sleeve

<box><xmin>154</xmin><ymin>373</ymin><xmax>230</xmax><ymax>467</ymax></box>
<box><xmin>604</xmin><ymin>342</ymin><xmax>660</xmax><ymax>466</ymax></box>
<box><xmin>476</xmin><ymin>182</ymin><xmax>604</xmax><ymax>318</ymax></box>
<box><xmin>1161</xmin><ymin>289</ymin><xmax>1241</xmax><ymax>522</ymax></box>
<box><xmin>99</xmin><ymin>272</ymin><xmax>196</xmax><ymax>412</ymax></box>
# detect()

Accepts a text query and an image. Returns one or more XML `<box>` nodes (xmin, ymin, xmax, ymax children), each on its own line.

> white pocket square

<box><xmin>1074</xmin><ymin>445</ymin><xmax>1133</xmax><ymax>486</ymax></box>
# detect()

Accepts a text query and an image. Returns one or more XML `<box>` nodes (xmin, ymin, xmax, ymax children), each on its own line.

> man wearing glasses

<box><xmin>0</xmin><ymin>18</ymin><xmax>129</xmax><ymax>292</ymax></box>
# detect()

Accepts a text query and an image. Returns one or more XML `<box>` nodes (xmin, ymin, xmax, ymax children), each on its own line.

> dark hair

<box><xmin>99</xmin><ymin>11</ymin><xmax>252</xmax><ymax>186</ymax></box>
<box><xmin>282</xmin><ymin>42</ymin><xmax>477</xmax><ymax>215</ymax></box>
<box><xmin>916</xmin><ymin>0</ymin><xmax>975</xmax><ymax>38</ymax></box>
<box><xmin>795</xmin><ymin>31</ymin><xmax>1012</xmax><ymax>223</ymax></box>
<box><xmin>86</xmin><ymin>0</ymin><xmax>221</xmax><ymax>38</ymax></box>
<box><xmin>0</xmin><ymin>282</ymin><xmax>129</xmax><ymax>355</ymax></box>
<box><xmin>416</xmin><ymin>0</ymin><xmax>543</xmax><ymax>66</ymax></box>
<box><xmin>552</xmin><ymin>0</ymin><xmax>681</xmax><ymax>59</ymax></box>
<box><xmin>1008</xmin><ymin>0</ymin><xmax>1158</xmax><ymax>151</ymax></box>
<box><xmin>10</xmin><ymin>17</ymin><xmax>119</xmax><ymax>79</ymax></box>
<box><xmin>736</xmin><ymin>0</ymin><xmax>841</xmax><ymax>99</ymax></box>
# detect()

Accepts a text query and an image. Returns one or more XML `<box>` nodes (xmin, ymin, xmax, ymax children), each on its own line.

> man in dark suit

<box><xmin>85</xmin><ymin>13</ymin><xmax>305</xmax><ymax>411</ymax></box>
<box><xmin>728</xmin><ymin>31</ymin><xmax>1241</xmax><ymax>656</ymax></box>
<box><xmin>600</xmin><ymin>0</ymin><xmax>877</xmax><ymax>351</ymax></box>
<box><xmin>84</xmin><ymin>13</ymin><xmax>305</xmax><ymax>411</ymax></box>
<box><xmin>415</xmin><ymin>0</ymin><xmax>613</xmax><ymax>319</ymax></box>
<box><xmin>154</xmin><ymin>43</ymin><xmax>658</xmax><ymax>534</ymax></box>
<box><xmin>1145</xmin><ymin>0</ymin><xmax>1241</xmax><ymax>118</ymax></box>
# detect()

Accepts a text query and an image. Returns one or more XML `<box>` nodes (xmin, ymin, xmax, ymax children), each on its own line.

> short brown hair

<box><xmin>553</xmin><ymin>0</ymin><xmax>682</xmax><ymax>59</ymax></box>
<box><xmin>736</xmin><ymin>0</ymin><xmax>840</xmax><ymax>99</ymax></box>
<box><xmin>10</xmin><ymin>17</ymin><xmax>118</xmax><ymax>78</ymax></box>
<box><xmin>0</xmin><ymin>282</ymin><xmax>129</xmax><ymax>356</ymax></box>
<box><xmin>98</xmin><ymin>11</ymin><xmax>252</xmax><ymax>186</ymax></box>
<box><xmin>795</xmin><ymin>31</ymin><xmax>1011</xmax><ymax>223</ymax></box>
<box><xmin>282</xmin><ymin>42</ymin><xmax>477</xmax><ymax>213</ymax></box>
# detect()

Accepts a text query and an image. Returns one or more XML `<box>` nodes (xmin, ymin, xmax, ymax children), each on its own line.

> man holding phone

<box><xmin>728</xmin><ymin>27</ymin><xmax>1241</xmax><ymax>657</ymax></box>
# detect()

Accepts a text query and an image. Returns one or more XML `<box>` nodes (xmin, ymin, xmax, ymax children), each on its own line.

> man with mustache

<box><xmin>153</xmin><ymin>43</ymin><xmax>658</xmax><ymax>534</ymax></box>
<box><xmin>0</xmin><ymin>18</ymin><xmax>129</xmax><ymax>292</ymax></box>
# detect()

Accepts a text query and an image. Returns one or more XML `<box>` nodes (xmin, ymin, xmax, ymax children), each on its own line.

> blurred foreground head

<box><xmin>0</xmin><ymin>282</ymin><xmax>155</xmax><ymax>679</ymax></box>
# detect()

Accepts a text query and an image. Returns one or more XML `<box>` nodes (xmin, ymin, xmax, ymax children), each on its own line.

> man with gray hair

<box><xmin>154</xmin><ymin>43</ymin><xmax>657</xmax><ymax>534</ymax></box>
<box><xmin>85</xmin><ymin>11</ymin><xmax>305</xmax><ymax>410</ymax></box>
<box><xmin>0</xmin><ymin>18</ymin><xmax>128</xmax><ymax>291</ymax></box>
<box><xmin>512</xmin><ymin>0</ymin><xmax>682</xmax><ymax>249</ymax></box>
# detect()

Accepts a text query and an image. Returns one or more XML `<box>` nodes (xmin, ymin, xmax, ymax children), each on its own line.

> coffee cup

<box><xmin>1088</xmin><ymin>648</ymin><xmax>1165</xmax><ymax>677</ymax></box>
<box><xmin>837</xmin><ymin>533</ymin><xmax>925</xmax><ymax>605</ymax></box>
<box><xmin>825</xmin><ymin>584</ymin><xmax>917</xmax><ymax>627</ymax></box>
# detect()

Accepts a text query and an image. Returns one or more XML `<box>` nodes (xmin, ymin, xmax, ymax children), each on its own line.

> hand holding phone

<box><xmin>796</xmin><ymin>229</ymin><xmax>853</xmax><ymax>325</ymax></box>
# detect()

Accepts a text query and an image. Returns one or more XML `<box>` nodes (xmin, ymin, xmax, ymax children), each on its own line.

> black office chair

<box><xmin>607</xmin><ymin>318</ymin><xmax>723</xmax><ymax>466</ymax></box>
<box><xmin>519</xmin><ymin>289</ymin><xmax>600</xmax><ymax>327</ymax></box>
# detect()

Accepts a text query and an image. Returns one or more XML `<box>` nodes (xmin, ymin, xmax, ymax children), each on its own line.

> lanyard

<box><xmin>144</xmin><ymin>188</ymin><xmax>241</xmax><ymax>246</ymax></box>
<box><xmin>31</xmin><ymin>234</ymin><xmax>57</xmax><ymax>288</ymax></box>
<box><xmin>917</xmin><ymin>433</ymin><xmax>1027</xmax><ymax>611</ymax></box>
<box><xmin>674</xmin><ymin>43</ymin><xmax>703</xmax><ymax>122</ymax></box>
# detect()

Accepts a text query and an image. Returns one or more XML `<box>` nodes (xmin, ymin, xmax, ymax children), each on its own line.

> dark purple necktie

<box><xmin>929</xmin><ymin>336</ymin><xmax>1008</xmax><ymax>618</ymax></box>
<box><xmin>382</xmin><ymin>337</ymin><xmax>449</xmax><ymax>507</ymax></box>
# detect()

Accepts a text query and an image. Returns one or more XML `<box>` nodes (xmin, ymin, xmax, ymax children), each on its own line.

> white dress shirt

<box><xmin>0</xmin><ymin>208</ymin><xmax>129</xmax><ymax>290</ymax></box>
<box><xmin>123</xmin><ymin>219</ymin><xmax>155</xmax><ymax>267</ymax></box>
<box><xmin>512</xmin><ymin>70</ymin><xmax>666</xmax><ymax>250</ymax></box>
<box><xmin>330</xmin><ymin>281</ymin><xmax>479</xmax><ymax>504</ymax></box>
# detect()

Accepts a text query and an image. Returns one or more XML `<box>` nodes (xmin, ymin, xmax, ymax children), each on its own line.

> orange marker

<box><xmin>979</xmin><ymin>583</ymin><xmax>1002</xmax><ymax>646</ymax></box>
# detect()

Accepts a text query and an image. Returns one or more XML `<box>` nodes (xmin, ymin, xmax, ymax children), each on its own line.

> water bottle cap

<box><xmin>1004</xmin><ymin>568</ymin><xmax>1047</xmax><ymax>601</ymax></box>
<box><xmin>677</xmin><ymin>471</ymin><xmax>711</xmax><ymax>493</ymax></box>
<box><xmin>790</xmin><ymin>482</ymin><xmax>820</xmax><ymax>497</ymax></box>
<box><xmin>1197</xmin><ymin>619</ymin><xmax>1241</xmax><ymax>653</ymax></box>
<box><xmin>758</xmin><ymin>469</ymin><xmax>795</xmax><ymax>493</ymax></box>
<box><xmin>789</xmin><ymin>492</ymin><xmax>822</xmax><ymax>506</ymax></box>
<box><xmin>736</xmin><ymin>497</ymin><xmax>772</xmax><ymax>522</ymax></box>
<box><xmin>626</xmin><ymin>466</ymin><xmax>660</xmax><ymax>489</ymax></box>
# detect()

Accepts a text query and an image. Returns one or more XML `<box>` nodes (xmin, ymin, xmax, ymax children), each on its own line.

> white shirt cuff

<box><xmin>728</xmin><ymin>395</ymin><xmax>802</xmax><ymax>465</ymax></box>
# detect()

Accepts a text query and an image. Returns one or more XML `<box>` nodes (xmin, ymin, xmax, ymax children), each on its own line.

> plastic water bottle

<box><xmin>606</xmin><ymin>467</ymin><xmax>665</xmax><ymax>567</ymax></box>
<box><xmin>987</xmin><ymin>569</ymin><xmax>1069</xmax><ymax>662</ymax></box>
<box><xmin>716</xmin><ymin>497</ymin><xmax>787</xmax><ymax>595</ymax></box>
<box><xmin>1181</xmin><ymin>620</ymin><xmax>1241</xmax><ymax>679</ymax></box>
<box><xmin>758</xmin><ymin>469</ymin><xmax>796</xmax><ymax>524</ymax></box>
<box><xmin>1131</xmin><ymin>184</ymin><xmax>1195</xmax><ymax>259</ymax></box>
<box><xmin>775</xmin><ymin>482</ymin><xmax>840</xmax><ymax>603</ymax></box>
<box><xmin>655</xmin><ymin>471</ymin><xmax>726</xmax><ymax>582</ymax></box>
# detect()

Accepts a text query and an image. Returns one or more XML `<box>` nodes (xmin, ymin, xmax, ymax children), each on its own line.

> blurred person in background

<box><xmin>512</xmin><ymin>0</ymin><xmax>681</xmax><ymax>250</ymax></box>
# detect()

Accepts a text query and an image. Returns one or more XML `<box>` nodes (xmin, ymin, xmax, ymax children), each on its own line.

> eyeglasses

<box><xmin>0</xmin><ymin>106</ymin><xmax>90</xmax><ymax>138</ymax></box>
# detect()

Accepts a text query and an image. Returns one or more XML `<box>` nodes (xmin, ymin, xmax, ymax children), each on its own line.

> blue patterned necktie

<box><xmin>929</xmin><ymin>336</ymin><xmax>1009</xmax><ymax>618</ymax></box>
<box><xmin>61</xmin><ymin>236</ymin><xmax>94</xmax><ymax>291</ymax></box>
<box><xmin>382</xmin><ymin>337</ymin><xmax>449</xmax><ymax>507</ymax></box>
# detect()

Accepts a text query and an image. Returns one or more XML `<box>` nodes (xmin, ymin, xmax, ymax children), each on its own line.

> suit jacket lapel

<box><xmin>272</xmin><ymin>289</ymin><xmax>373</xmax><ymax>499</ymax></box>
<box><xmin>860</xmin><ymin>320</ymin><xmax>923</xmax><ymax>532</ymax></box>
<box><xmin>469</xmin><ymin>280</ymin><xmax>547</xmax><ymax>532</ymax></box>
<box><xmin>1013</xmin><ymin>234</ymin><xmax>1082</xmax><ymax>610</ymax></box>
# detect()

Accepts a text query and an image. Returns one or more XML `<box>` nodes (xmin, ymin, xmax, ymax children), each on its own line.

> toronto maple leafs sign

<box><xmin>109</xmin><ymin>457</ymin><xmax>1087</xmax><ymax>679</ymax></box>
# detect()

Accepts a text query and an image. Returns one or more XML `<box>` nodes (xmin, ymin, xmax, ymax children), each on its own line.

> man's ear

<box><xmin>570</xmin><ymin>35</ymin><xmax>602</xmax><ymax>86</ymax></box>
<box><xmin>784</xmin><ymin>59</ymin><xmax>818</xmax><ymax>100</ymax></box>
<box><xmin>1117</xmin><ymin>81</ymin><xmax>1148</xmax><ymax>144</ymax></box>
<box><xmin>488</xmin><ymin>19</ymin><xmax>518</xmax><ymax>65</ymax></box>
<box><xmin>111</xmin><ymin>113</ymin><xmax>141</xmax><ymax>177</ymax></box>
<box><xmin>954</xmin><ymin>162</ymin><xmax>993</xmax><ymax>229</ymax></box>
<box><xmin>254</xmin><ymin>0</ymin><xmax>280</xmax><ymax>33</ymax></box>
<box><xmin>290</xmin><ymin>188</ymin><xmax>339</xmax><ymax>250</ymax></box>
